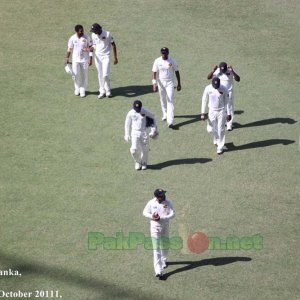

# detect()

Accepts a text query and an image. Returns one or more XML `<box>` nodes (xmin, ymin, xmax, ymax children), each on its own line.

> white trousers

<box><xmin>207</xmin><ymin>109</ymin><xmax>226</xmax><ymax>151</ymax></box>
<box><xmin>130</xmin><ymin>131</ymin><xmax>149</xmax><ymax>165</ymax></box>
<box><xmin>157</xmin><ymin>80</ymin><xmax>175</xmax><ymax>125</ymax></box>
<box><xmin>151</xmin><ymin>225</ymin><xmax>169</xmax><ymax>275</ymax></box>
<box><xmin>72</xmin><ymin>61</ymin><xmax>88</xmax><ymax>92</ymax></box>
<box><xmin>227</xmin><ymin>90</ymin><xmax>234</xmax><ymax>127</ymax></box>
<box><xmin>94</xmin><ymin>54</ymin><xmax>111</xmax><ymax>94</ymax></box>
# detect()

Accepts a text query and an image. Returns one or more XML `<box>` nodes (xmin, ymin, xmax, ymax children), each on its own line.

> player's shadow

<box><xmin>111</xmin><ymin>85</ymin><xmax>153</xmax><ymax>97</ymax></box>
<box><xmin>161</xmin><ymin>257</ymin><xmax>252</xmax><ymax>281</ymax></box>
<box><xmin>225</xmin><ymin>139</ymin><xmax>295</xmax><ymax>152</ymax></box>
<box><xmin>233</xmin><ymin>117</ymin><xmax>296</xmax><ymax>129</ymax></box>
<box><xmin>148</xmin><ymin>158</ymin><xmax>212</xmax><ymax>170</ymax></box>
<box><xmin>0</xmin><ymin>250</ymin><xmax>152</xmax><ymax>300</ymax></box>
<box><xmin>174</xmin><ymin>114</ymin><xmax>200</xmax><ymax>128</ymax></box>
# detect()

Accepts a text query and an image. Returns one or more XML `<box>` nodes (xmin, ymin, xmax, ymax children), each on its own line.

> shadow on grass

<box><xmin>233</xmin><ymin>117</ymin><xmax>296</xmax><ymax>129</ymax></box>
<box><xmin>0</xmin><ymin>250</ymin><xmax>153</xmax><ymax>300</ymax></box>
<box><xmin>111</xmin><ymin>85</ymin><xmax>153</xmax><ymax>98</ymax></box>
<box><xmin>148</xmin><ymin>158</ymin><xmax>212</xmax><ymax>170</ymax></box>
<box><xmin>225</xmin><ymin>139</ymin><xmax>295</xmax><ymax>152</ymax></box>
<box><xmin>161</xmin><ymin>257</ymin><xmax>252</xmax><ymax>281</ymax></box>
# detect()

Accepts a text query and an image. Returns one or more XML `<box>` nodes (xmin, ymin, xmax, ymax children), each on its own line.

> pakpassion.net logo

<box><xmin>88</xmin><ymin>231</ymin><xmax>263</xmax><ymax>253</ymax></box>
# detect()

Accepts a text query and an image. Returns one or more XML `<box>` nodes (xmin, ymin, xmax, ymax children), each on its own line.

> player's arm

<box><xmin>111</xmin><ymin>42</ymin><xmax>118</xmax><ymax>65</ymax></box>
<box><xmin>200</xmin><ymin>87</ymin><xmax>209</xmax><ymax>120</ymax></box>
<box><xmin>152</xmin><ymin>71</ymin><xmax>158</xmax><ymax>92</ymax></box>
<box><xmin>207</xmin><ymin>65</ymin><xmax>218</xmax><ymax>79</ymax></box>
<box><xmin>124</xmin><ymin>112</ymin><xmax>132</xmax><ymax>142</ymax></box>
<box><xmin>229</xmin><ymin>65</ymin><xmax>240</xmax><ymax>82</ymax></box>
<box><xmin>64</xmin><ymin>47</ymin><xmax>72</xmax><ymax>65</ymax></box>
<box><xmin>160</xmin><ymin>202</ymin><xmax>175</xmax><ymax>220</ymax></box>
<box><xmin>175</xmin><ymin>70</ymin><xmax>181</xmax><ymax>91</ymax></box>
<box><xmin>224</xmin><ymin>88</ymin><xmax>232</xmax><ymax>121</ymax></box>
<box><xmin>143</xmin><ymin>203</ymin><xmax>153</xmax><ymax>219</ymax></box>
<box><xmin>88</xmin><ymin>38</ymin><xmax>93</xmax><ymax>66</ymax></box>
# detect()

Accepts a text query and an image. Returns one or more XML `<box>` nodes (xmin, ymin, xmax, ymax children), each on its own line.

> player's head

<box><xmin>154</xmin><ymin>189</ymin><xmax>166</xmax><ymax>202</ymax></box>
<box><xmin>219</xmin><ymin>62</ymin><xmax>228</xmax><ymax>73</ymax></box>
<box><xmin>90</xmin><ymin>23</ymin><xmax>102</xmax><ymax>35</ymax></box>
<box><xmin>75</xmin><ymin>25</ymin><xmax>84</xmax><ymax>37</ymax></box>
<box><xmin>212</xmin><ymin>77</ymin><xmax>220</xmax><ymax>89</ymax></box>
<box><xmin>133</xmin><ymin>100</ymin><xmax>142</xmax><ymax>113</ymax></box>
<box><xmin>161</xmin><ymin>47</ymin><xmax>169</xmax><ymax>60</ymax></box>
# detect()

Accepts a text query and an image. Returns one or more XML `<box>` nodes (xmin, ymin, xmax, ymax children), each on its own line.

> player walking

<box><xmin>152</xmin><ymin>47</ymin><xmax>181</xmax><ymax>129</ymax></box>
<box><xmin>143</xmin><ymin>189</ymin><xmax>175</xmax><ymax>279</ymax></box>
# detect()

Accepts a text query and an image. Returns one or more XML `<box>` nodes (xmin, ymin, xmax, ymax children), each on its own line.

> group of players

<box><xmin>64</xmin><ymin>23</ymin><xmax>241</xmax><ymax>279</ymax></box>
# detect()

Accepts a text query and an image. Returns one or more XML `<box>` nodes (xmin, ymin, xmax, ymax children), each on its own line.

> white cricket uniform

<box><xmin>143</xmin><ymin>198</ymin><xmax>175</xmax><ymax>275</ymax></box>
<box><xmin>152</xmin><ymin>57</ymin><xmax>179</xmax><ymax>125</ymax></box>
<box><xmin>92</xmin><ymin>30</ymin><xmax>114</xmax><ymax>95</ymax></box>
<box><xmin>124</xmin><ymin>108</ymin><xmax>156</xmax><ymax>167</ymax></box>
<box><xmin>67</xmin><ymin>33</ymin><xmax>92</xmax><ymax>95</ymax></box>
<box><xmin>201</xmin><ymin>84</ymin><xmax>230</xmax><ymax>152</ymax></box>
<box><xmin>213</xmin><ymin>68</ymin><xmax>235</xmax><ymax>128</ymax></box>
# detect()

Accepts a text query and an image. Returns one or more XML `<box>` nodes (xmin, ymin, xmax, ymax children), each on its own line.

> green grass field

<box><xmin>1</xmin><ymin>0</ymin><xmax>299</xmax><ymax>299</ymax></box>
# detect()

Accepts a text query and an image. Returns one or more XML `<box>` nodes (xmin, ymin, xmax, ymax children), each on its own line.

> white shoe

<box><xmin>141</xmin><ymin>164</ymin><xmax>147</xmax><ymax>170</ymax></box>
<box><xmin>79</xmin><ymin>88</ymin><xmax>85</xmax><ymax>98</ymax></box>
<box><xmin>135</xmin><ymin>163</ymin><xmax>141</xmax><ymax>170</ymax></box>
<box><xmin>106</xmin><ymin>92</ymin><xmax>112</xmax><ymax>98</ymax></box>
<box><xmin>74</xmin><ymin>89</ymin><xmax>80</xmax><ymax>96</ymax></box>
<box><xmin>217</xmin><ymin>148</ymin><xmax>224</xmax><ymax>155</ymax></box>
<box><xmin>98</xmin><ymin>93</ymin><xmax>105</xmax><ymax>99</ymax></box>
<box><xmin>227</xmin><ymin>125</ymin><xmax>232</xmax><ymax>131</ymax></box>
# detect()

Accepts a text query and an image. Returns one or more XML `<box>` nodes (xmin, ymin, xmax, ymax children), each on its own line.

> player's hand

<box><xmin>153</xmin><ymin>84</ymin><xmax>157</xmax><ymax>92</ymax></box>
<box><xmin>89</xmin><ymin>58</ymin><xmax>93</xmax><ymax>66</ymax></box>
<box><xmin>226</xmin><ymin>115</ymin><xmax>232</xmax><ymax>122</ymax></box>
<box><xmin>64</xmin><ymin>58</ymin><xmax>69</xmax><ymax>65</ymax></box>
<box><xmin>228</xmin><ymin>65</ymin><xmax>233</xmax><ymax>71</ymax></box>
<box><xmin>114</xmin><ymin>58</ymin><xmax>118</xmax><ymax>65</ymax></box>
<box><xmin>124</xmin><ymin>135</ymin><xmax>130</xmax><ymax>142</ymax></box>
<box><xmin>152</xmin><ymin>212</ymin><xmax>160</xmax><ymax>221</ymax></box>
<box><xmin>200</xmin><ymin>113</ymin><xmax>206</xmax><ymax>121</ymax></box>
<box><xmin>177</xmin><ymin>84</ymin><xmax>181</xmax><ymax>91</ymax></box>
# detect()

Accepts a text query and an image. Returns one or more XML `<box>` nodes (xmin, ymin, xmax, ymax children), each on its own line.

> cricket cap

<box><xmin>154</xmin><ymin>189</ymin><xmax>167</xmax><ymax>198</ymax></box>
<box><xmin>160</xmin><ymin>47</ymin><xmax>169</xmax><ymax>54</ymax></box>
<box><xmin>212</xmin><ymin>77</ymin><xmax>220</xmax><ymax>89</ymax></box>
<box><xmin>133</xmin><ymin>100</ymin><xmax>142</xmax><ymax>112</ymax></box>
<box><xmin>90</xmin><ymin>23</ymin><xmax>102</xmax><ymax>33</ymax></box>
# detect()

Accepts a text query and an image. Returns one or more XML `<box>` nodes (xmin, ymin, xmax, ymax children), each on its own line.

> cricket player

<box><xmin>64</xmin><ymin>25</ymin><xmax>93</xmax><ymax>98</ymax></box>
<box><xmin>152</xmin><ymin>47</ymin><xmax>181</xmax><ymax>129</ymax></box>
<box><xmin>207</xmin><ymin>62</ymin><xmax>240</xmax><ymax>131</ymax></box>
<box><xmin>124</xmin><ymin>100</ymin><xmax>158</xmax><ymax>170</ymax></box>
<box><xmin>201</xmin><ymin>77</ymin><xmax>231</xmax><ymax>155</ymax></box>
<box><xmin>143</xmin><ymin>189</ymin><xmax>175</xmax><ymax>279</ymax></box>
<box><xmin>90</xmin><ymin>23</ymin><xmax>118</xmax><ymax>99</ymax></box>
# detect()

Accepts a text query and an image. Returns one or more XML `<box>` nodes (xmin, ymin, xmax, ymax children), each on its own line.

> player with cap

<box><xmin>64</xmin><ymin>25</ymin><xmax>93</xmax><ymax>98</ymax></box>
<box><xmin>124</xmin><ymin>100</ymin><xmax>158</xmax><ymax>170</ymax></box>
<box><xmin>143</xmin><ymin>189</ymin><xmax>175</xmax><ymax>279</ymax></box>
<box><xmin>207</xmin><ymin>62</ymin><xmax>240</xmax><ymax>131</ymax></box>
<box><xmin>152</xmin><ymin>47</ymin><xmax>181</xmax><ymax>129</ymax></box>
<box><xmin>90</xmin><ymin>23</ymin><xmax>118</xmax><ymax>99</ymax></box>
<box><xmin>200</xmin><ymin>77</ymin><xmax>231</xmax><ymax>155</ymax></box>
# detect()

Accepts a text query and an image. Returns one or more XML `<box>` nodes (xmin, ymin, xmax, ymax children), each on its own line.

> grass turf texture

<box><xmin>0</xmin><ymin>0</ymin><xmax>299</xmax><ymax>299</ymax></box>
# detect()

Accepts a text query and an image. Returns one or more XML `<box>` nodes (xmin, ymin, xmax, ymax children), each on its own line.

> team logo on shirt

<box><xmin>80</xmin><ymin>38</ymin><xmax>86</xmax><ymax>44</ymax></box>
<box><xmin>168</xmin><ymin>63</ymin><xmax>172</xmax><ymax>68</ymax></box>
<box><xmin>163</xmin><ymin>205</ymin><xmax>168</xmax><ymax>208</ymax></box>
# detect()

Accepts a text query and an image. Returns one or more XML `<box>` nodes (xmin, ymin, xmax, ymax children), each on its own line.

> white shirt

<box><xmin>213</xmin><ymin>68</ymin><xmax>234</xmax><ymax>91</ymax></box>
<box><xmin>201</xmin><ymin>84</ymin><xmax>229</xmax><ymax>113</ymax></box>
<box><xmin>124</xmin><ymin>108</ymin><xmax>156</xmax><ymax>136</ymax></box>
<box><xmin>143</xmin><ymin>198</ymin><xmax>175</xmax><ymax>231</ymax></box>
<box><xmin>67</xmin><ymin>33</ymin><xmax>92</xmax><ymax>63</ymax></box>
<box><xmin>152</xmin><ymin>56</ymin><xmax>178</xmax><ymax>81</ymax></box>
<box><xmin>91</xmin><ymin>29</ymin><xmax>114</xmax><ymax>56</ymax></box>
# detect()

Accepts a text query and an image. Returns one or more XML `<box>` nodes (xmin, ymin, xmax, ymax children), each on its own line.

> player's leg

<box><xmin>151</xmin><ymin>233</ymin><xmax>164</xmax><ymax>277</ymax></box>
<box><xmin>157</xmin><ymin>82</ymin><xmax>167</xmax><ymax>121</ymax></box>
<box><xmin>130</xmin><ymin>134</ymin><xmax>142</xmax><ymax>170</ymax></box>
<box><xmin>80</xmin><ymin>62</ymin><xmax>88</xmax><ymax>97</ymax></box>
<box><xmin>165</xmin><ymin>81</ymin><xmax>175</xmax><ymax>126</ymax></box>
<box><xmin>160</xmin><ymin>226</ymin><xmax>170</xmax><ymax>268</ymax></box>
<box><xmin>102</xmin><ymin>56</ymin><xmax>112</xmax><ymax>97</ymax></box>
<box><xmin>216</xmin><ymin>110</ymin><xmax>226</xmax><ymax>153</ymax></box>
<box><xmin>72</xmin><ymin>62</ymin><xmax>80</xmax><ymax>96</ymax></box>
<box><xmin>207</xmin><ymin>111</ymin><xmax>218</xmax><ymax>146</ymax></box>
<box><xmin>95</xmin><ymin>56</ymin><xmax>105</xmax><ymax>97</ymax></box>
<box><xmin>227</xmin><ymin>90</ymin><xmax>234</xmax><ymax>130</ymax></box>
<box><xmin>140</xmin><ymin>132</ymin><xmax>149</xmax><ymax>170</ymax></box>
